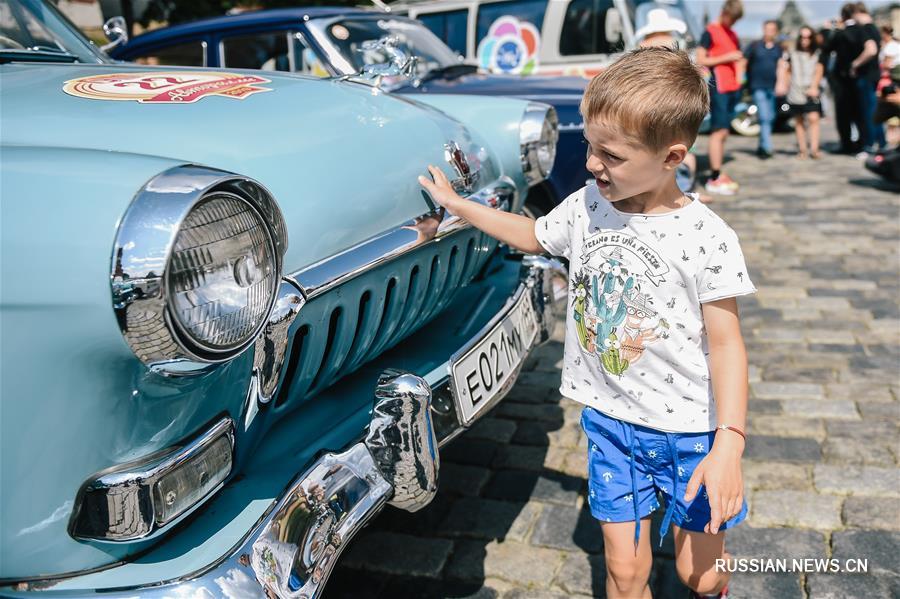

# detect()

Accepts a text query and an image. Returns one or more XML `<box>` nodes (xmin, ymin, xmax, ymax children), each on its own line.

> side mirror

<box><xmin>100</xmin><ymin>16</ymin><xmax>128</xmax><ymax>52</ymax></box>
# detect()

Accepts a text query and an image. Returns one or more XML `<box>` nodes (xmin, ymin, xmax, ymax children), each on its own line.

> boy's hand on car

<box><xmin>683</xmin><ymin>438</ymin><xmax>744</xmax><ymax>535</ymax></box>
<box><xmin>418</xmin><ymin>165</ymin><xmax>465</xmax><ymax>216</ymax></box>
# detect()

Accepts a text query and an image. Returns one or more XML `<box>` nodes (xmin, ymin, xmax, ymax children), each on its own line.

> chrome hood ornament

<box><xmin>444</xmin><ymin>141</ymin><xmax>481</xmax><ymax>196</ymax></box>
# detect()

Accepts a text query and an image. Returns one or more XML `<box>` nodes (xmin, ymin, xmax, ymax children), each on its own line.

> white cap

<box><xmin>634</xmin><ymin>7</ymin><xmax>687</xmax><ymax>41</ymax></box>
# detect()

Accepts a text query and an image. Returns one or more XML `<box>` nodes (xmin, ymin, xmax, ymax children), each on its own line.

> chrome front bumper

<box><xmin>9</xmin><ymin>255</ymin><xmax>567</xmax><ymax>598</ymax></box>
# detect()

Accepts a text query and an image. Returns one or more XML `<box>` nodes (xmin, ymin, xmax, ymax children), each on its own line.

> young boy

<box><xmin>419</xmin><ymin>47</ymin><xmax>754</xmax><ymax>599</ymax></box>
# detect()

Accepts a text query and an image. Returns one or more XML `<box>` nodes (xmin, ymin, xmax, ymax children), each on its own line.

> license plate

<box><xmin>450</xmin><ymin>288</ymin><xmax>539</xmax><ymax>424</ymax></box>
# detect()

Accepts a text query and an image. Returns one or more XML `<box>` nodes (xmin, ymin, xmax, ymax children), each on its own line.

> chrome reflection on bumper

<box><xmin>366</xmin><ymin>369</ymin><xmax>439</xmax><ymax>512</ymax></box>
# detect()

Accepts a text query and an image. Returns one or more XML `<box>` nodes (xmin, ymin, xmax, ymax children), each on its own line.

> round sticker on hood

<box><xmin>62</xmin><ymin>71</ymin><xmax>272</xmax><ymax>103</ymax></box>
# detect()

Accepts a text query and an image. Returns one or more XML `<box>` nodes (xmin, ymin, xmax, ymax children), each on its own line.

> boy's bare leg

<box><xmin>708</xmin><ymin>128</ymin><xmax>729</xmax><ymax>173</ymax></box>
<box><xmin>600</xmin><ymin>518</ymin><xmax>654</xmax><ymax>598</ymax></box>
<box><xmin>672</xmin><ymin>524</ymin><xmax>732</xmax><ymax>596</ymax></box>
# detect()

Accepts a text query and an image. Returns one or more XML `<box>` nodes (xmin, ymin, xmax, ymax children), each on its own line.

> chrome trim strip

<box><xmin>289</xmin><ymin>176</ymin><xmax>515</xmax><ymax>298</ymax></box>
<box><xmin>68</xmin><ymin>418</ymin><xmax>235</xmax><ymax>542</ymax></box>
<box><xmin>111</xmin><ymin>165</ymin><xmax>287</xmax><ymax>371</ymax></box>
<box><xmin>558</xmin><ymin>121</ymin><xmax>585</xmax><ymax>132</ymax></box>
<box><xmin>247</xmin><ymin>280</ymin><xmax>307</xmax><ymax>409</ymax></box>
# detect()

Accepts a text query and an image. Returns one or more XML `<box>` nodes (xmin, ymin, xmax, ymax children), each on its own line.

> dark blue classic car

<box><xmin>110</xmin><ymin>7</ymin><xmax>588</xmax><ymax>218</ymax></box>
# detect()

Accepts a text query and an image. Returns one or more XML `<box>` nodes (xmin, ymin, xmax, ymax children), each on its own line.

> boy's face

<box><xmin>763</xmin><ymin>22</ymin><xmax>778</xmax><ymax>41</ymax></box>
<box><xmin>583</xmin><ymin>119</ymin><xmax>683</xmax><ymax>202</ymax></box>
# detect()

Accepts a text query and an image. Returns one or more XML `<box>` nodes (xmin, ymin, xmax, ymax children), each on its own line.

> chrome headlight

<box><xmin>112</xmin><ymin>165</ymin><xmax>287</xmax><ymax>371</ymax></box>
<box><xmin>520</xmin><ymin>103</ymin><xmax>558</xmax><ymax>185</ymax></box>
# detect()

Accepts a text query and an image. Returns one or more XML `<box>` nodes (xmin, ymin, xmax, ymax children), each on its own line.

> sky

<box><xmin>687</xmin><ymin>0</ymin><xmax>896</xmax><ymax>37</ymax></box>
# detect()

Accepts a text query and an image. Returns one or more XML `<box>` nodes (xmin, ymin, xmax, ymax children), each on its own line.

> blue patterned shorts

<box><xmin>581</xmin><ymin>406</ymin><xmax>748</xmax><ymax>550</ymax></box>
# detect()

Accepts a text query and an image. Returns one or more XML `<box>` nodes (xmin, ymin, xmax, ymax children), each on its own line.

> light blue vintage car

<box><xmin>0</xmin><ymin>1</ymin><xmax>567</xmax><ymax>596</ymax></box>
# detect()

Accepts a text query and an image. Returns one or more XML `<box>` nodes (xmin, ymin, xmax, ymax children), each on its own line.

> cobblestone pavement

<box><xmin>324</xmin><ymin>129</ymin><xmax>900</xmax><ymax>599</ymax></box>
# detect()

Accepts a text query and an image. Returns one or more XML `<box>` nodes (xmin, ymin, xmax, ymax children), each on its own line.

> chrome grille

<box><xmin>275</xmin><ymin>229</ymin><xmax>493</xmax><ymax>410</ymax></box>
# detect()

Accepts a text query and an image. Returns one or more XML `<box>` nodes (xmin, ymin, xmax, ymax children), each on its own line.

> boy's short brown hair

<box><xmin>579</xmin><ymin>46</ymin><xmax>709</xmax><ymax>152</ymax></box>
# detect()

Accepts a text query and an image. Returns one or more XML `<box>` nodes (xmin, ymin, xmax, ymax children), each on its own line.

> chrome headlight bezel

<box><xmin>111</xmin><ymin>165</ymin><xmax>288</xmax><ymax>372</ymax></box>
<box><xmin>520</xmin><ymin>103</ymin><xmax>559</xmax><ymax>186</ymax></box>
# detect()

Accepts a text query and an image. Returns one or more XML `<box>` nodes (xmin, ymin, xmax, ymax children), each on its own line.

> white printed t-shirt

<box><xmin>534</xmin><ymin>183</ymin><xmax>757</xmax><ymax>433</ymax></box>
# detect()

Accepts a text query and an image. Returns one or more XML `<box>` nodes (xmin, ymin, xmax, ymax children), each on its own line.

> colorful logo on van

<box><xmin>476</xmin><ymin>16</ymin><xmax>540</xmax><ymax>75</ymax></box>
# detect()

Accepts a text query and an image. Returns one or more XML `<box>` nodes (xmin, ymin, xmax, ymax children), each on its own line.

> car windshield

<box><xmin>627</xmin><ymin>0</ymin><xmax>701</xmax><ymax>48</ymax></box>
<box><xmin>0</xmin><ymin>0</ymin><xmax>109</xmax><ymax>63</ymax></box>
<box><xmin>321</xmin><ymin>17</ymin><xmax>463</xmax><ymax>79</ymax></box>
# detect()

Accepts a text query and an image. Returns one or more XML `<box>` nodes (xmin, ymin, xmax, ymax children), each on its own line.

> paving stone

<box><xmin>529</xmin><ymin>505</ymin><xmax>603</xmax><ymax>554</ymax></box>
<box><xmin>442</xmin><ymin>438</ymin><xmax>502</xmax><ymax>467</ymax></box>
<box><xmin>806</xmin><ymin>573</ymin><xmax>897</xmax><ymax>599</ymax></box>
<box><xmin>761</xmin><ymin>365</ymin><xmax>839</xmax><ymax>383</ymax></box>
<box><xmin>503</xmin><ymin>589</ymin><xmax>583</xmax><ymax>599</ymax></box>
<box><xmin>822</xmin><ymin>437</ymin><xmax>896</xmax><ymax>466</ymax></box>
<box><xmin>724</xmin><ymin>571</ymin><xmax>804</xmax><ymax>599</ymax></box>
<box><xmin>805</xmin><ymin>330</ymin><xmax>858</xmax><ymax>345</ymax></box>
<box><xmin>505</xmin><ymin>501</ymin><xmax>542</xmax><ymax>543</ymax></box>
<box><xmin>441</xmin><ymin>463</ymin><xmax>492</xmax><ymax>497</ymax></box>
<box><xmin>747</xmin><ymin>415</ymin><xmax>825</xmax><ymax>440</ymax></box>
<box><xmin>743</xmin><ymin>435</ymin><xmax>821</xmax><ymax>463</ymax></box>
<box><xmin>466</xmin><ymin>418</ymin><xmax>518</xmax><ymax>444</ymax></box>
<box><xmin>826</xmin><ymin>419</ymin><xmax>900</xmax><ymax>438</ymax></box>
<box><xmin>511</xmin><ymin>421</ymin><xmax>556</xmax><ymax>446</ymax></box>
<box><xmin>440</xmin><ymin>498</ymin><xmax>529</xmax><ymax>540</ymax></box>
<box><xmin>494</xmin><ymin>402</ymin><xmax>563</xmax><ymax>423</ymax></box>
<box><xmin>493</xmin><ymin>445</ymin><xmax>552</xmax><ymax>472</ymax></box>
<box><xmin>781</xmin><ymin>399</ymin><xmax>860</xmax><ymax>420</ymax></box>
<box><xmin>726</xmin><ymin>526</ymin><xmax>827</xmax><ymax>558</ymax></box>
<box><xmin>561</xmin><ymin>450</ymin><xmax>589</xmax><ymax>478</ymax></box>
<box><xmin>827</xmin><ymin>383</ymin><xmax>896</xmax><ymax>402</ymax></box>
<box><xmin>748</xmin><ymin>399</ymin><xmax>783</xmax><ymax>414</ymax></box>
<box><xmin>831</xmin><ymin>530</ymin><xmax>900</xmax><ymax>577</ymax></box>
<box><xmin>842</xmin><ymin>496</ymin><xmax>900</xmax><ymax>531</ymax></box>
<box><xmin>339</xmin><ymin>532</ymin><xmax>453</xmax><ymax>578</ymax></box>
<box><xmin>749</xmin><ymin>490</ymin><xmax>842</xmax><ymax>529</ymax></box>
<box><xmin>551</xmin><ymin>552</ymin><xmax>609</xmax><ymax>597</ymax></box>
<box><xmin>445</xmin><ymin>540</ymin><xmax>564</xmax><ymax>586</ymax></box>
<box><xmin>857</xmin><ymin>401</ymin><xmax>900</xmax><ymax>420</ymax></box>
<box><xmin>813</xmin><ymin>464</ymin><xmax>900</xmax><ymax>497</ymax></box>
<box><xmin>751</xmin><ymin>382</ymin><xmax>824</xmax><ymax>400</ymax></box>
<box><xmin>483</xmin><ymin>470</ymin><xmax>584</xmax><ymax>507</ymax></box>
<box><xmin>377</xmin><ymin>577</ymin><xmax>507</xmax><ymax>598</ymax></box>
<box><xmin>742</xmin><ymin>461</ymin><xmax>811</xmax><ymax>491</ymax></box>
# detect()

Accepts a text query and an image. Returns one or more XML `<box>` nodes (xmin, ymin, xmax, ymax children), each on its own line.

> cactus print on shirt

<box><xmin>534</xmin><ymin>183</ymin><xmax>756</xmax><ymax>432</ymax></box>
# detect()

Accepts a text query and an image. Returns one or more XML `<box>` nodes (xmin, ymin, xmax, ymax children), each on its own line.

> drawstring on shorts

<box><xmin>625</xmin><ymin>423</ymin><xmax>681</xmax><ymax>552</ymax></box>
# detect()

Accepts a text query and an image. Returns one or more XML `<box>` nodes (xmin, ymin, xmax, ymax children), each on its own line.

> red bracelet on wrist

<box><xmin>716</xmin><ymin>424</ymin><xmax>747</xmax><ymax>441</ymax></box>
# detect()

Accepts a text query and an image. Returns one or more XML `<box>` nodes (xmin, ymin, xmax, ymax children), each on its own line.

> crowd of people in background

<box><xmin>636</xmin><ymin>0</ymin><xmax>900</xmax><ymax>195</ymax></box>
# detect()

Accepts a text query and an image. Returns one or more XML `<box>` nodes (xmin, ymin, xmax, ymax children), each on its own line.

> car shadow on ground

<box><xmin>847</xmin><ymin>177</ymin><xmax>900</xmax><ymax>193</ymax></box>
<box><xmin>323</xmin><ymin>328</ymin><xmax>691</xmax><ymax>598</ymax></box>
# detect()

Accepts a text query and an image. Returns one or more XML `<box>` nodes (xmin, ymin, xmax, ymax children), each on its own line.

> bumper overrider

<box><xmin>15</xmin><ymin>255</ymin><xmax>566</xmax><ymax>598</ymax></box>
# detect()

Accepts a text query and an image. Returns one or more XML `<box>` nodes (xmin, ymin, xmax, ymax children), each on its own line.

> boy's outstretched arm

<box><xmin>683</xmin><ymin>297</ymin><xmax>748</xmax><ymax>535</ymax></box>
<box><xmin>418</xmin><ymin>165</ymin><xmax>546</xmax><ymax>255</ymax></box>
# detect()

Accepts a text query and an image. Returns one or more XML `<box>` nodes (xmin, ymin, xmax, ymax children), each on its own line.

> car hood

<box><xmin>0</xmin><ymin>63</ymin><xmax>502</xmax><ymax>275</ymax></box>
